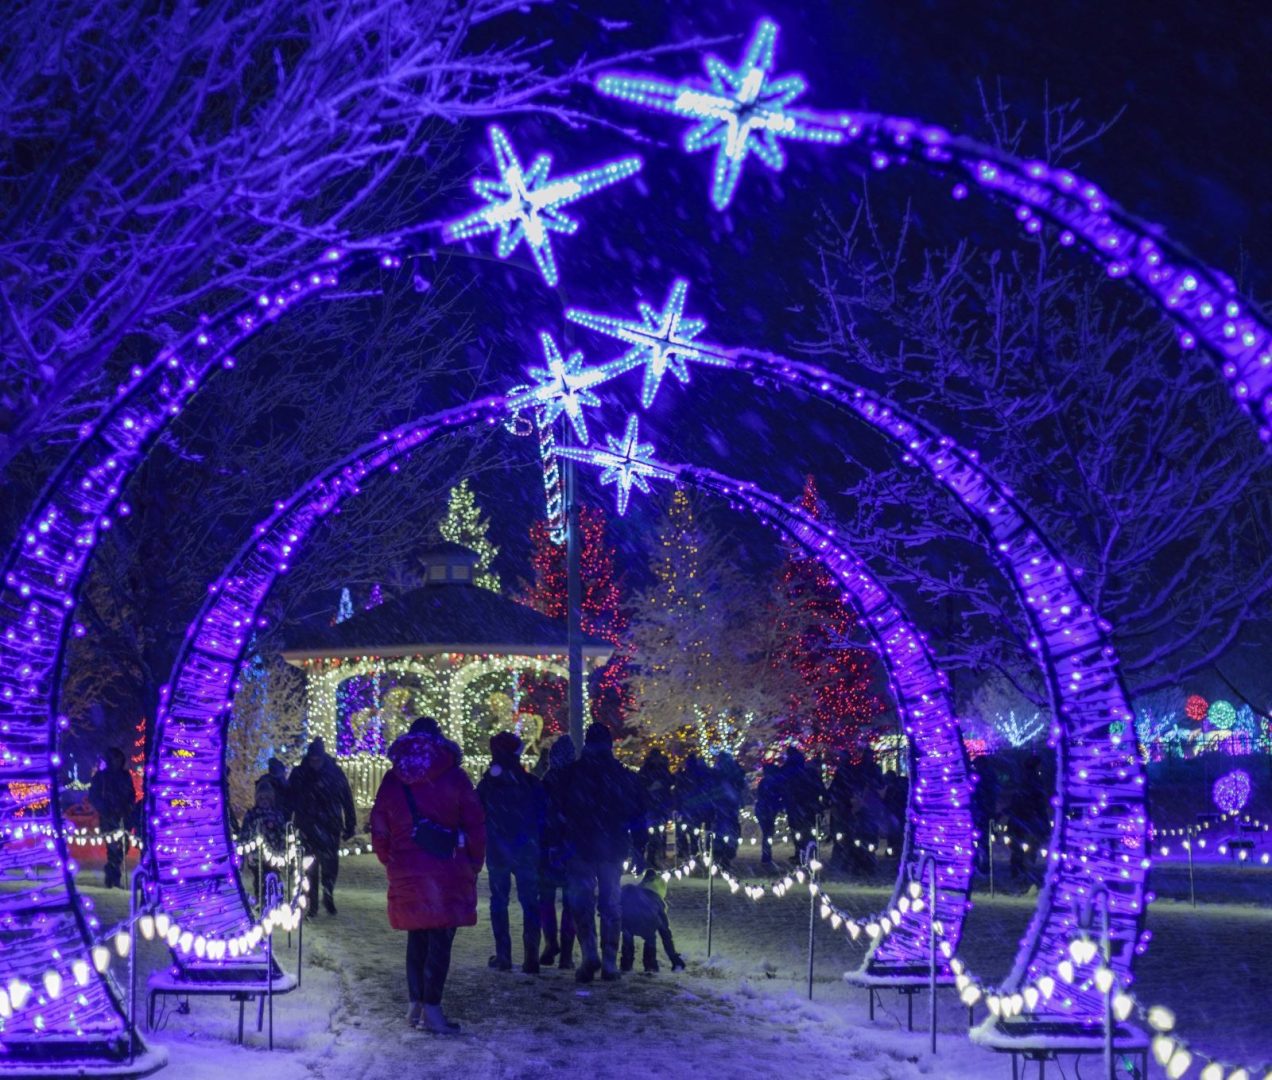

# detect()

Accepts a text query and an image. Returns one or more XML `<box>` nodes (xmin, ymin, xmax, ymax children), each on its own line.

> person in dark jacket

<box><xmin>477</xmin><ymin>731</ymin><xmax>546</xmax><ymax>974</ymax></box>
<box><xmin>637</xmin><ymin>748</ymin><xmax>675</xmax><ymax>869</ymax></box>
<box><xmin>709</xmin><ymin>752</ymin><xmax>747</xmax><ymax>869</ymax></box>
<box><xmin>778</xmin><ymin>748</ymin><xmax>825</xmax><ymax>864</ymax></box>
<box><xmin>289</xmin><ymin>737</ymin><xmax>357</xmax><ymax>915</ymax></box>
<box><xmin>88</xmin><ymin>748</ymin><xmax>137</xmax><ymax>888</ymax></box>
<box><xmin>371</xmin><ymin>717</ymin><xmax>486</xmax><ymax>1034</ymax></box>
<box><xmin>256</xmin><ymin>757</ymin><xmax>292</xmax><ymax>820</ymax></box>
<box><xmin>1005</xmin><ymin>754</ymin><xmax>1049</xmax><ymax>888</ymax></box>
<box><xmin>673</xmin><ymin>754</ymin><xmax>713</xmax><ymax>859</ymax></box>
<box><xmin>826</xmin><ymin>749</ymin><xmax>858</xmax><ymax>873</ymax></box>
<box><xmin>620</xmin><ymin>870</ymin><xmax>686</xmax><ymax>974</ymax></box>
<box><xmin>754</xmin><ymin>762</ymin><xmax>783</xmax><ymax>868</ymax></box>
<box><xmin>539</xmin><ymin>735</ymin><xmax>577</xmax><ymax>969</ymax></box>
<box><xmin>558</xmin><ymin>723</ymin><xmax>642</xmax><ymax>983</ymax></box>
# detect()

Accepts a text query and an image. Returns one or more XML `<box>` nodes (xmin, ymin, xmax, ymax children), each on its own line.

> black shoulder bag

<box><xmin>400</xmin><ymin>778</ymin><xmax>459</xmax><ymax>858</ymax></box>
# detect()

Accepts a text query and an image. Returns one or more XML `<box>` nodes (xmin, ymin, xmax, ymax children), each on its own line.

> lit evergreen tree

<box><xmin>771</xmin><ymin>476</ymin><xmax>886</xmax><ymax>759</ymax></box>
<box><xmin>629</xmin><ymin>489</ymin><xmax>782</xmax><ymax>759</ymax></box>
<box><xmin>438</xmin><ymin>478</ymin><xmax>501</xmax><ymax>592</ymax></box>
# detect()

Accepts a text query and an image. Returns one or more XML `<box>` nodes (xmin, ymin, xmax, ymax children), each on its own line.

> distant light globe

<box><xmin>1212</xmin><ymin>769</ymin><xmax>1252</xmax><ymax>815</ymax></box>
<box><xmin>1184</xmin><ymin>694</ymin><xmax>1209</xmax><ymax>723</ymax></box>
<box><xmin>1207</xmin><ymin>699</ymin><xmax>1237</xmax><ymax>730</ymax></box>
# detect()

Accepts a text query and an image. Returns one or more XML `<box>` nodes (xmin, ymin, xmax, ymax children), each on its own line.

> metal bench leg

<box><xmin>868</xmin><ymin>988</ymin><xmax>875</xmax><ymax>1021</ymax></box>
<box><xmin>906</xmin><ymin>991</ymin><xmax>913</xmax><ymax>1031</ymax></box>
<box><xmin>237</xmin><ymin>997</ymin><xmax>246</xmax><ymax>1045</ymax></box>
<box><xmin>257</xmin><ymin>991</ymin><xmax>266</xmax><ymax>1033</ymax></box>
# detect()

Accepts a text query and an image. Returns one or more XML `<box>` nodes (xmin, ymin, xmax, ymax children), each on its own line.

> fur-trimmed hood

<box><xmin>387</xmin><ymin>732</ymin><xmax>459</xmax><ymax>785</ymax></box>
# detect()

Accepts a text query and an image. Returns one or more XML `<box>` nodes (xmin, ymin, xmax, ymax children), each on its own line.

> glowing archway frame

<box><xmin>2</xmin><ymin>57</ymin><xmax>1255</xmax><ymax>1040</ymax></box>
<box><xmin>596</xmin><ymin>20</ymin><xmax>1272</xmax><ymax>445</ymax></box>
<box><xmin>151</xmin><ymin>402</ymin><xmax>974</xmax><ymax>983</ymax></box>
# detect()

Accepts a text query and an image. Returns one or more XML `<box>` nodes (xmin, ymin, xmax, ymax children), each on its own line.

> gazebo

<box><xmin>281</xmin><ymin>544</ymin><xmax>612</xmax><ymax>803</ymax></box>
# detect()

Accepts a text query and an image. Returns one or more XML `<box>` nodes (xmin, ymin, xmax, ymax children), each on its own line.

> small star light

<box><xmin>557</xmin><ymin>413</ymin><xmax>675</xmax><ymax>515</ymax></box>
<box><xmin>444</xmin><ymin>125</ymin><xmax>642</xmax><ymax>286</ymax></box>
<box><xmin>510</xmin><ymin>332</ymin><xmax>608</xmax><ymax>444</ymax></box>
<box><xmin>597</xmin><ymin>18</ymin><xmax>843</xmax><ymax>210</ymax></box>
<box><xmin>566</xmin><ymin>278</ymin><xmax>732</xmax><ymax>407</ymax></box>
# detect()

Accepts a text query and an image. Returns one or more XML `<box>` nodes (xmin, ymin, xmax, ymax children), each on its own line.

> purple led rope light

<box><xmin>153</xmin><ymin>414</ymin><xmax>972</xmax><ymax>980</ymax></box>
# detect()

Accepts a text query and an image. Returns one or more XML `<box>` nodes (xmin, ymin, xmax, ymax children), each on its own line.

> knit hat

<box><xmin>489</xmin><ymin>731</ymin><xmax>523</xmax><ymax>761</ymax></box>
<box><xmin>584</xmin><ymin>722</ymin><xmax>612</xmax><ymax>748</ymax></box>
<box><xmin>307</xmin><ymin>737</ymin><xmax>325</xmax><ymax>757</ymax></box>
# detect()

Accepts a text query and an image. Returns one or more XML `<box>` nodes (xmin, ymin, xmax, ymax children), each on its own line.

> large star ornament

<box><xmin>556</xmin><ymin>414</ymin><xmax>674</xmax><ymax>515</ymax></box>
<box><xmin>444</xmin><ymin>126</ymin><xmax>642</xmax><ymax>285</ymax></box>
<box><xmin>511</xmin><ymin>332</ymin><xmax>607</xmax><ymax>444</ymax></box>
<box><xmin>597</xmin><ymin>19</ymin><xmax>843</xmax><ymax>210</ymax></box>
<box><xmin>566</xmin><ymin>278</ymin><xmax>731</xmax><ymax>407</ymax></box>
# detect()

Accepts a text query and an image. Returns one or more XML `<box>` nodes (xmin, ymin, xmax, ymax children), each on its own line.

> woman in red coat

<box><xmin>371</xmin><ymin>717</ymin><xmax>485</xmax><ymax>1034</ymax></box>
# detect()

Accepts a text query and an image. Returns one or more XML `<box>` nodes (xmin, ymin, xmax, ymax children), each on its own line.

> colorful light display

<box><xmin>443</xmin><ymin>125</ymin><xmax>641</xmax><ymax>286</ymax></box>
<box><xmin>597</xmin><ymin>19</ymin><xmax>845</xmax><ymax>210</ymax></box>
<box><xmin>4</xmin><ymin>15</ymin><xmax>1269</xmax><ymax>1062</ymax></box>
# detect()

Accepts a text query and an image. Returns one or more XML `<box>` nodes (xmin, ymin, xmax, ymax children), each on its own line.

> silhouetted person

<box><xmin>240</xmin><ymin>778</ymin><xmax>289</xmax><ymax>897</ymax></box>
<box><xmin>710</xmin><ymin>752</ymin><xmax>747</xmax><ymax>868</ymax></box>
<box><xmin>754</xmin><ymin>762</ymin><xmax>783</xmax><ymax>867</ymax></box>
<box><xmin>558</xmin><ymin>723</ymin><xmax>642</xmax><ymax>983</ymax></box>
<box><xmin>289</xmin><ymin>737</ymin><xmax>356</xmax><ymax>915</ymax></box>
<box><xmin>88</xmin><ymin>748</ymin><xmax>136</xmax><ymax>889</ymax></box>
<box><xmin>971</xmin><ymin>755</ymin><xmax>1001</xmax><ymax>874</ymax></box>
<box><xmin>637</xmin><ymin>748</ymin><xmax>675</xmax><ymax>869</ymax></box>
<box><xmin>477</xmin><ymin>731</ymin><xmax>545</xmax><ymax>973</ymax></box>
<box><xmin>256</xmin><ymin>757</ymin><xmax>292</xmax><ymax>820</ymax></box>
<box><xmin>674</xmin><ymin>754</ymin><xmax>713</xmax><ymax>858</ymax></box>
<box><xmin>539</xmin><ymin>735</ymin><xmax>577</xmax><ymax>969</ymax></box>
<box><xmin>779</xmin><ymin>748</ymin><xmax>825</xmax><ymax>863</ymax></box>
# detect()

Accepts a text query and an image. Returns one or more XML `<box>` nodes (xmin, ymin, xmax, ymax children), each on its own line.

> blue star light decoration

<box><xmin>566</xmin><ymin>278</ymin><xmax>733</xmax><ymax>407</ymax></box>
<box><xmin>509</xmin><ymin>332</ymin><xmax>607</xmax><ymax>444</ymax></box>
<box><xmin>444</xmin><ymin>125</ymin><xmax>642</xmax><ymax>285</ymax></box>
<box><xmin>596</xmin><ymin>18</ymin><xmax>844</xmax><ymax>210</ymax></box>
<box><xmin>556</xmin><ymin>414</ymin><xmax>675</xmax><ymax>516</ymax></box>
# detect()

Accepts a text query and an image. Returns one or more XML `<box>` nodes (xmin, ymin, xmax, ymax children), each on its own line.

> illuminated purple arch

<box><xmin>149</xmin><ymin>401</ymin><xmax>973</xmax><ymax>982</ymax></box>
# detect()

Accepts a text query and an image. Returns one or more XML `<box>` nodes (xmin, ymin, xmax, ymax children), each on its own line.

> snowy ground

<box><xmin>68</xmin><ymin>844</ymin><xmax>1270</xmax><ymax>1079</ymax></box>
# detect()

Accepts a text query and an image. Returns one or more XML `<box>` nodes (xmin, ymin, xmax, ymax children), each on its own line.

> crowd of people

<box><xmin>226</xmin><ymin>719</ymin><xmax>1056</xmax><ymax>1036</ymax></box>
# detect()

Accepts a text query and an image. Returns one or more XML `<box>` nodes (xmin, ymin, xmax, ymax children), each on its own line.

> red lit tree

<box><xmin>521</xmin><ymin>506</ymin><xmax>634</xmax><ymax>737</ymax></box>
<box><xmin>771</xmin><ymin>476</ymin><xmax>885</xmax><ymax>759</ymax></box>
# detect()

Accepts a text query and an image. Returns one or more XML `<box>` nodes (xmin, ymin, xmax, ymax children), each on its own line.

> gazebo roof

<box><xmin>280</xmin><ymin>581</ymin><xmax>614</xmax><ymax>664</ymax></box>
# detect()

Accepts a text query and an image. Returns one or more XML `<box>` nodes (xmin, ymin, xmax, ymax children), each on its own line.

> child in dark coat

<box><xmin>620</xmin><ymin>870</ymin><xmax>685</xmax><ymax>974</ymax></box>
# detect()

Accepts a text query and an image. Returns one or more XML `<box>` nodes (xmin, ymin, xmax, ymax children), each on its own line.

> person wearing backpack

<box><xmin>371</xmin><ymin>716</ymin><xmax>486</xmax><ymax>1035</ymax></box>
